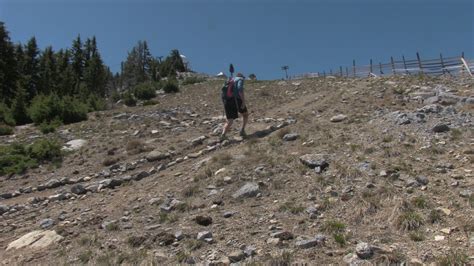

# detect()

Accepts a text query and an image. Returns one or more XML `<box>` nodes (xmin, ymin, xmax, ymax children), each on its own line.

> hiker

<box><xmin>221</xmin><ymin>72</ymin><xmax>249</xmax><ymax>139</ymax></box>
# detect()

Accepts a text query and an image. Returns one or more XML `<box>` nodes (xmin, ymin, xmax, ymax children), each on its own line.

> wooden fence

<box><xmin>294</xmin><ymin>52</ymin><xmax>473</xmax><ymax>79</ymax></box>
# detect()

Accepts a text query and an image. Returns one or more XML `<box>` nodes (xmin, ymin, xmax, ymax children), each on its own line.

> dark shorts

<box><xmin>224</xmin><ymin>98</ymin><xmax>247</xmax><ymax>119</ymax></box>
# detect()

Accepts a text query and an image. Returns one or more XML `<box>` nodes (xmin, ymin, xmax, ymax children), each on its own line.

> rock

<box><xmin>6</xmin><ymin>230</ymin><xmax>63</xmax><ymax>251</ymax></box>
<box><xmin>134</xmin><ymin>171</ymin><xmax>150</xmax><ymax>181</ymax></box>
<box><xmin>232</xmin><ymin>183</ymin><xmax>260</xmax><ymax>199</ymax></box>
<box><xmin>440</xmin><ymin>228</ymin><xmax>452</xmax><ymax>235</ymax></box>
<box><xmin>223</xmin><ymin>211</ymin><xmax>235</xmax><ymax>218</ymax></box>
<box><xmin>197</xmin><ymin>231</ymin><xmax>212</xmax><ymax>241</ymax></box>
<box><xmin>99</xmin><ymin>178</ymin><xmax>122</xmax><ymax>189</ymax></box>
<box><xmin>436</xmin><ymin>208</ymin><xmax>451</xmax><ymax>216</ymax></box>
<box><xmin>417</xmin><ymin>104</ymin><xmax>442</xmax><ymax>113</ymax></box>
<box><xmin>459</xmin><ymin>190</ymin><xmax>472</xmax><ymax>198</ymax></box>
<box><xmin>244</xmin><ymin>246</ymin><xmax>256</xmax><ymax>257</ymax></box>
<box><xmin>0</xmin><ymin>192</ymin><xmax>13</xmax><ymax>199</ymax></box>
<box><xmin>343</xmin><ymin>253</ymin><xmax>363</xmax><ymax>265</ymax></box>
<box><xmin>228</xmin><ymin>250</ymin><xmax>246</xmax><ymax>263</ymax></box>
<box><xmin>160</xmin><ymin>198</ymin><xmax>182</xmax><ymax>212</ymax></box>
<box><xmin>355</xmin><ymin>242</ymin><xmax>373</xmax><ymax>259</ymax></box>
<box><xmin>432</xmin><ymin>124</ymin><xmax>450</xmax><ymax>133</ymax></box>
<box><xmin>39</xmin><ymin>219</ymin><xmax>55</xmax><ymax>229</ymax></box>
<box><xmin>415</xmin><ymin>176</ymin><xmax>429</xmax><ymax>186</ymax></box>
<box><xmin>62</xmin><ymin>139</ymin><xmax>87</xmax><ymax>151</ymax></box>
<box><xmin>146</xmin><ymin>150</ymin><xmax>170</xmax><ymax>162</ymax></box>
<box><xmin>434</xmin><ymin>235</ymin><xmax>445</xmax><ymax>241</ymax></box>
<box><xmin>0</xmin><ymin>204</ymin><xmax>9</xmax><ymax>215</ymax></box>
<box><xmin>282</xmin><ymin>133</ymin><xmax>299</xmax><ymax>141</ymax></box>
<box><xmin>175</xmin><ymin>231</ymin><xmax>184</xmax><ymax>241</ymax></box>
<box><xmin>148</xmin><ymin>197</ymin><xmax>161</xmax><ymax>205</ymax></box>
<box><xmin>330</xmin><ymin>114</ymin><xmax>347</xmax><ymax>122</ymax></box>
<box><xmin>70</xmin><ymin>184</ymin><xmax>87</xmax><ymax>195</ymax></box>
<box><xmin>191</xmin><ymin>136</ymin><xmax>207</xmax><ymax>146</ymax></box>
<box><xmin>295</xmin><ymin>235</ymin><xmax>326</xmax><ymax>249</ymax></box>
<box><xmin>299</xmin><ymin>154</ymin><xmax>329</xmax><ymax>171</ymax></box>
<box><xmin>195</xmin><ymin>215</ymin><xmax>213</xmax><ymax>226</ymax></box>
<box><xmin>270</xmin><ymin>231</ymin><xmax>294</xmax><ymax>240</ymax></box>
<box><xmin>266</xmin><ymin>237</ymin><xmax>280</xmax><ymax>245</ymax></box>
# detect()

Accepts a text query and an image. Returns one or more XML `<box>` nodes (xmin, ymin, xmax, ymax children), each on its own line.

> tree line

<box><xmin>0</xmin><ymin>21</ymin><xmax>187</xmax><ymax>135</ymax></box>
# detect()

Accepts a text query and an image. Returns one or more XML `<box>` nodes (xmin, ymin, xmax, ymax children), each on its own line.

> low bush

<box><xmin>0</xmin><ymin>124</ymin><xmax>13</xmax><ymax>136</ymax></box>
<box><xmin>122</xmin><ymin>91</ymin><xmax>136</xmax><ymax>107</ymax></box>
<box><xmin>133</xmin><ymin>82</ymin><xmax>157</xmax><ymax>100</ymax></box>
<box><xmin>39</xmin><ymin>119</ymin><xmax>62</xmax><ymax>134</ymax></box>
<box><xmin>28</xmin><ymin>94</ymin><xmax>88</xmax><ymax>125</ymax></box>
<box><xmin>163</xmin><ymin>80</ymin><xmax>179</xmax><ymax>93</ymax></box>
<box><xmin>0</xmin><ymin>103</ymin><xmax>15</xmax><ymax>126</ymax></box>
<box><xmin>143</xmin><ymin>100</ymin><xmax>158</xmax><ymax>106</ymax></box>
<box><xmin>182</xmin><ymin>76</ymin><xmax>206</xmax><ymax>85</ymax></box>
<box><xmin>0</xmin><ymin>139</ymin><xmax>62</xmax><ymax>176</ymax></box>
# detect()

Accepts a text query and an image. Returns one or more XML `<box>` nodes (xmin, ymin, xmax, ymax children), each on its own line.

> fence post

<box><xmin>323</xmin><ymin>71</ymin><xmax>326</xmax><ymax>78</ymax></box>
<box><xmin>339</xmin><ymin>66</ymin><xmax>343</xmax><ymax>77</ymax></box>
<box><xmin>390</xmin><ymin>57</ymin><xmax>396</xmax><ymax>75</ymax></box>
<box><xmin>369</xmin><ymin>59</ymin><xmax>373</xmax><ymax>76</ymax></box>
<box><xmin>379</xmin><ymin>62</ymin><xmax>383</xmax><ymax>75</ymax></box>
<box><xmin>402</xmin><ymin>55</ymin><xmax>408</xmax><ymax>74</ymax></box>
<box><xmin>352</xmin><ymin>59</ymin><xmax>355</xmax><ymax>78</ymax></box>
<box><xmin>460</xmin><ymin>51</ymin><xmax>473</xmax><ymax>77</ymax></box>
<box><xmin>416</xmin><ymin>52</ymin><xmax>423</xmax><ymax>75</ymax></box>
<box><xmin>330</xmin><ymin>69</ymin><xmax>333</xmax><ymax>76</ymax></box>
<box><xmin>345</xmin><ymin>67</ymin><xmax>349</xmax><ymax>77</ymax></box>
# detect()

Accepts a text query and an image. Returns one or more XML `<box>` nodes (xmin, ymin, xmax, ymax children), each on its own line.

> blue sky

<box><xmin>1</xmin><ymin>0</ymin><xmax>472</xmax><ymax>79</ymax></box>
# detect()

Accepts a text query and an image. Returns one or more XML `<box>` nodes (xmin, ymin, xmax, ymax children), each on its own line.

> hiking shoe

<box><xmin>239</xmin><ymin>129</ymin><xmax>247</xmax><ymax>137</ymax></box>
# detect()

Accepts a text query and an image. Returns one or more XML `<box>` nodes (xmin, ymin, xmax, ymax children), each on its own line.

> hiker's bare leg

<box><xmin>241</xmin><ymin>112</ymin><xmax>249</xmax><ymax>132</ymax></box>
<box><xmin>222</xmin><ymin>119</ymin><xmax>233</xmax><ymax>136</ymax></box>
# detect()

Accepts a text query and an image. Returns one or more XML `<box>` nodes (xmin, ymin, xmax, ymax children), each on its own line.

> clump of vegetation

<box><xmin>0</xmin><ymin>124</ymin><xmax>13</xmax><ymax>136</ymax></box>
<box><xmin>436</xmin><ymin>250</ymin><xmax>469</xmax><ymax>266</ymax></box>
<box><xmin>122</xmin><ymin>91</ymin><xmax>137</xmax><ymax>107</ymax></box>
<box><xmin>39</xmin><ymin>119</ymin><xmax>62</xmax><ymax>134</ymax></box>
<box><xmin>333</xmin><ymin>233</ymin><xmax>346</xmax><ymax>246</ymax></box>
<box><xmin>133</xmin><ymin>82</ymin><xmax>157</xmax><ymax>100</ymax></box>
<box><xmin>182</xmin><ymin>76</ymin><xmax>206</xmax><ymax>85</ymax></box>
<box><xmin>211</xmin><ymin>152</ymin><xmax>233</xmax><ymax>167</ymax></box>
<box><xmin>428</xmin><ymin>209</ymin><xmax>443</xmax><ymax>224</ymax></box>
<box><xmin>126</xmin><ymin>140</ymin><xmax>148</xmax><ymax>155</ymax></box>
<box><xmin>143</xmin><ymin>99</ymin><xmax>158</xmax><ymax>106</ymax></box>
<box><xmin>182</xmin><ymin>185</ymin><xmax>199</xmax><ymax>198</ymax></box>
<box><xmin>396</xmin><ymin>210</ymin><xmax>424</xmax><ymax>231</ymax></box>
<box><xmin>409</xmin><ymin>231</ymin><xmax>425</xmax><ymax>242</ymax></box>
<box><xmin>412</xmin><ymin>195</ymin><xmax>428</xmax><ymax>209</ymax></box>
<box><xmin>0</xmin><ymin>139</ymin><xmax>62</xmax><ymax>176</ymax></box>
<box><xmin>163</xmin><ymin>79</ymin><xmax>179</xmax><ymax>93</ymax></box>
<box><xmin>278</xmin><ymin>201</ymin><xmax>305</xmax><ymax>214</ymax></box>
<box><xmin>28</xmin><ymin>94</ymin><xmax>88</xmax><ymax>125</ymax></box>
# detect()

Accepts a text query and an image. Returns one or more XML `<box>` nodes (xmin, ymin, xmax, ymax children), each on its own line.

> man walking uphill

<box><xmin>221</xmin><ymin>72</ymin><xmax>249</xmax><ymax>139</ymax></box>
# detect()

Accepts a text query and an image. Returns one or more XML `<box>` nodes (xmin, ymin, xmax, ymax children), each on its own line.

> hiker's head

<box><xmin>236</xmin><ymin>73</ymin><xmax>245</xmax><ymax>78</ymax></box>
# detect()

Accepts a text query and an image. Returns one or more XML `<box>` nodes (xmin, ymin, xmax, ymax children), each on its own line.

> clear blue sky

<box><xmin>1</xmin><ymin>0</ymin><xmax>472</xmax><ymax>79</ymax></box>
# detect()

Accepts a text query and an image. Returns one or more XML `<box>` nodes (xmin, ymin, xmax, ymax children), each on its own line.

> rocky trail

<box><xmin>0</xmin><ymin>76</ymin><xmax>473</xmax><ymax>265</ymax></box>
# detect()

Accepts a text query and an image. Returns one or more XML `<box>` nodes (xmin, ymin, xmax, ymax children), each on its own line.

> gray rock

<box><xmin>197</xmin><ymin>231</ymin><xmax>212</xmax><ymax>240</ymax></box>
<box><xmin>415</xmin><ymin>176</ymin><xmax>429</xmax><ymax>186</ymax></box>
<box><xmin>432</xmin><ymin>124</ymin><xmax>450</xmax><ymax>133</ymax></box>
<box><xmin>417</xmin><ymin>104</ymin><xmax>442</xmax><ymax>113</ymax></box>
<box><xmin>175</xmin><ymin>231</ymin><xmax>184</xmax><ymax>241</ymax></box>
<box><xmin>0</xmin><ymin>192</ymin><xmax>13</xmax><ymax>199</ymax></box>
<box><xmin>299</xmin><ymin>154</ymin><xmax>329</xmax><ymax>171</ymax></box>
<box><xmin>282</xmin><ymin>133</ymin><xmax>299</xmax><ymax>141</ymax></box>
<box><xmin>191</xmin><ymin>136</ymin><xmax>207</xmax><ymax>146</ymax></box>
<box><xmin>146</xmin><ymin>150</ymin><xmax>170</xmax><ymax>162</ymax></box>
<box><xmin>232</xmin><ymin>183</ymin><xmax>260</xmax><ymax>199</ymax></box>
<box><xmin>295</xmin><ymin>235</ymin><xmax>326</xmax><ymax>249</ymax></box>
<box><xmin>0</xmin><ymin>204</ymin><xmax>9</xmax><ymax>215</ymax></box>
<box><xmin>133</xmin><ymin>171</ymin><xmax>150</xmax><ymax>181</ymax></box>
<box><xmin>355</xmin><ymin>242</ymin><xmax>373</xmax><ymax>259</ymax></box>
<box><xmin>330</xmin><ymin>114</ymin><xmax>347</xmax><ymax>122</ymax></box>
<box><xmin>424</xmin><ymin>96</ymin><xmax>440</xmax><ymax>104</ymax></box>
<box><xmin>71</xmin><ymin>184</ymin><xmax>87</xmax><ymax>195</ymax></box>
<box><xmin>48</xmin><ymin>193</ymin><xmax>69</xmax><ymax>201</ymax></box>
<box><xmin>62</xmin><ymin>139</ymin><xmax>87</xmax><ymax>152</ymax></box>
<box><xmin>85</xmin><ymin>183</ymin><xmax>100</xmax><ymax>192</ymax></box>
<box><xmin>148</xmin><ymin>197</ymin><xmax>161</xmax><ymax>205</ymax></box>
<box><xmin>228</xmin><ymin>250</ymin><xmax>246</xmax><ymax>263</ymax></box>
<box><xmin>459</xmin><ymin>190</ymin><xmax>472</xmax><ymax>198</ymax></box>
<box><xmin>39</xmin><ymin>218</ymin><xmax>55</xmax><ymax>229</ymax></box>
<box><xmin>195</xmin><ymin>215</ymin><xmax>213</xmax><ymax>226</ymax></box>
<box><xmin>223</xmin><ymin>211</ymin><xmax>235</xmax><ymax>218</ymax></box>
<box><xmin>160</xmin><ymin>198</ymin><xmax>182</xmax><ymax>212</ymax></box>
<box><xmin>99</xmin><ymin>178</ymin><xmax>122</xmax><ymax>189</ymax></box>
<box><xmin>244</xmin><ymin>246</ymin><xmax>256</xmax><ymax>257</ymax></box>
<box><xmin>270</xmin><ymin>231</ymin><xmax>294</xmax><ymax>240</ymax></box>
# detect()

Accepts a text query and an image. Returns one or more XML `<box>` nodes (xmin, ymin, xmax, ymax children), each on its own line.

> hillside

<box><xmin>0</xmin><ymin>75</ymin><xmax>473</xmax><ymax>265</ymax></box>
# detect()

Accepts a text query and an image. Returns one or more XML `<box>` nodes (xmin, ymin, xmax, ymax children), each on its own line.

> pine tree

<box><xmin>0</xmin><ymin>22</ymin><xmax>18</xmax><ymax>105</ymax></box>
<box><xmin>122</xmin><ymin>40</ymin><xmax>153</xmax><ymax>88</ymax></box>
<box><xmin>56</xmin><ymin>49</ymin><xmax>75</xmax><ymax>96</ymax></box>
<box><xmin>71</xmin><ymin>35</ymin><xmax>84</xmax><ymax>92</ymax></box>
<box><xmin>38</xmin><ymin>46</ymin><xmax>57</xmax><ymax>95</ymax></box>
<box><xmin>83</xmin><ymin>36</ymin><xmax>107</xmax><ymax>97</ymax></box>
<box><xmin>11</xmin><ymin>86</ymin><xmax>30</xmax><ymax>125</ymax></box>
<box><xmin>23</xmin><ymin>37</ymin><xmax>40</xmax><ymax>101</ymax></box>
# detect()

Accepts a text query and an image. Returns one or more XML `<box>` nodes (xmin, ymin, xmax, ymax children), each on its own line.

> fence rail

<box><xmin>294</xmin><ymin>52</ymin><xmax>473</xmax><ymax>79</ymax></box>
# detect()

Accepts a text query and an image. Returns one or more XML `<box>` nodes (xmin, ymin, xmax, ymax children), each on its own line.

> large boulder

<box><xmin>146</xmin><ymin>150</ymin><xmax>171</xmax><ymax>162</ymax></box>
<box><xmin>62</xmin><ymin>139</ymin><xmax>87</xmax><ymax>152</ymax></box>
<box><xmin>299</xmin><ymin>154</ymin><xmax>329</xmax><ymax>171</ymax></box>
<box><xmin>232</xmin><ymin>183</ymin><xmax>260</xmax><ymax>199</ymax></box>
<box><xmin>6</xmin><ymin>230</ymin><xmax>63</xmax><ymax>251</ymax></box>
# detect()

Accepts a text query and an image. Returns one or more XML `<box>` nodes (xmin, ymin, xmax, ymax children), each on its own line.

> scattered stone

<box><xmin>434</xmin><ymin>235</ymin><xmax>445</xmax><ymax>241</ymax></box>
<box><xmin>270</xmin><ymin>231</ymin><xmax>294</xmax><ymax>240</ymax></box>
<box><xmin>432</xmin><ymin>124</ymin><xmax>450</xmax><ymax>133</ymax></box>
<box><xmin>99</xmin><ymin>178</ymin><xmax>122</xmax><ymax>189</ymax></box>
<box><xmin>223</xmin><ymin>211</ymin><xmax>235</xmax><ymax>218</ymax></box>
<box><xmin>146</xmin><ymin>150</ymin><xmax>170</xmax><ymax>162</ymax></box>
<box><xmin>266</xmin><ymin>237</ymin><xmax>280</xmax><ymax>245</ymax></box>
<box><xmin>459</xmin><ymin>190</ymin><xmax>472</xmax><ymax>198</ymax></box>
<box><xmin>160</xmin><ymin>198</ymin><xmax>182</xmax><ymax>212</ymax></box>
<box><xmin>70</xmin><ymin>184</ymin><xmax>87</xmax><ymax>195</ymax></box>
<box><xmin>228</xmin><ymin>250</ymin><xmax>246</xmax><ymax>263</ymax></box>
<box><xmin>195</xmin><ymin>215</ymin><xmax>213</xmax><ymax>226</ymax></box>
<box><xmin>134</xmin><ymin>171</ymin><xmax>150</xmax><ymax>181</ymax></box>
<box><xmin>0</xmin><ymin>204</ymin><xmax>9</xmax><ymax>215</ymax></box>
<box><xmin>415</xmin><ymin>176</ymin><xmax>429</xmax><ymax>186</ymax></box>
<box><xmin>440</xmin><ymin>228</ymin><xmax>453</xmax><ymax>235</ymax></box>
<box><xmin>282</xmin><ymin>133</ymin><xmax>299</xmax><ymax>141</ymax></box>
<box><xmin>355</xmin><ymin>242</ymin><xmax>373</xmax><ymax>259</ymax></box>
<box><xmin>244</xmin><ymin>246</ymin><xmax>256</xmax><ymax>257</ymax></box>
<box><xmin>6</xmin><ymin>230</ymin><xmax>63</xmax><ymax>251</ymax></box>
<box><xmin>295</xmin><ymin>235</ymin><xmax>326</xmax><ymax>249</ymax></box>
<box><xmin>148</xmin><ymin>198</ymin><xmax>161</xmax><ymax>205</ymax></box>
<box><xmin>62</xmin><ymin>139</ymin><xmax>87</xmax><ymax>151</ymax></box>
<box><xmin>191</xmin><ymin>136</ymin><xmax>207</xmax><ymax>146</ymax></box>
<box><xmin>299</xmin><ymin>154</ymin><xmax>329</xmax><ymax>171</ymax></box>
<box><xmin>197</xmin><ymin>231</ymin><xmax>212</xmax><ymax>241</ymax></box>
<box><xmin>0</xmin><ymin>192</ymin><xmax>13</xmax><ymax>199</ymax></box>
<box><xmin>232</xmin><ymin>183</ymin><xmax>260</xmax><ymax>199</ymax></box>
<box><xmin>175</xmin><ymin>231</ymin><xmax>184</xmax><ymax>241</ymax></box>
<box><xmin>330</xmin><ymin>114</ymin><xmax>347</xmax><ymax>122</ymax></box>
<box><xmin>39</xmin><ymin>219</ymin><xmax>55</xmax><ymax>229</ymax></box>
<box><xmin>437</xmin><ymin>208</ymin><xmax>451</xmax><ymax>216</ymax></box>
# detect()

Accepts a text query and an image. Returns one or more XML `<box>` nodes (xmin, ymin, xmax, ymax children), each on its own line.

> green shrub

<box><xmin>143</xmin><ymin>99</ymin><xmax>158</xmax><ymax>106</ymax></box>
<box><xmin>28</xmin><ymin>94</ymin><xmax>88</xmax><ymax>125</ymax></box>
<box><xmin>0</xmin><ymin>103</ymin><xmax>15</xmax><ymax>126</ymax></box>
<box><xmin>133</xmin><ymin>82</ymin><xmax>157</xmax><ymax>100</ymax></box>
<box><xmin>61</xmin><ymin>96</ymin><xmax>88</xmax><ymax>124</ymax></box>
<box><xmin>122</xmin><ymin>91</ymin><xmax>136</xmax><ymax>107</ymax></box>
<box><xmin>163</xmin><ymin>80</ymin><xmax>179</xmax><ymax>93</ymax></box>
<box><xmin>111</xmin><ymin>91</ymin><xmax>121</xmax><ymax>103</ymax></box>
<box><xmin>0</xmin><ymin>124</ymin><xmax>13</xmax><ymax>136</ymax></box>
<box><xmin>39</xmin><ymin>119</ymin><xmax>62</xmax><ymax>134</ymax></box>
<box><xmin>27</xmin><ymin>139</ymin><xmax>62</xmax><ymax>162</ymax></box>
<box><xmin>182</xmin><ymin>76</ymin><xmax>206</xmax><ymax>85</ymax></box>
<box><xmin>87</xmin><ymin>94</ymin><xmax>107</xmax><ymax>111</ymax></box>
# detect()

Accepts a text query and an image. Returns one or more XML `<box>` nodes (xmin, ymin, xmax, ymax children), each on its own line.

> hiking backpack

<box><xmin>221</xmin><ymin>78</ymin><xmax>236</xmax><ymax>102</ymax></box>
